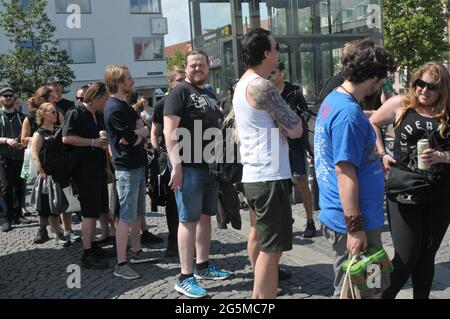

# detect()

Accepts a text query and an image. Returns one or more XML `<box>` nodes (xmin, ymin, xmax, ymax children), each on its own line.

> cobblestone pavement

<box><xmin>1</xmin><ymin>195</ymin><xmax>449</xmax><ymax>299</ymax></box>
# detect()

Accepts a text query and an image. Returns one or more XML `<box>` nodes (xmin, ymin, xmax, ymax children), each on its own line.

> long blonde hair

<box><xmin>224</xmin><ymin>107</ymin><xmax>239</xmax><ymax>144</ymax></box>
<box><xmin>397</xmin><ymin>62</ymin><xmax>450</xmax><ymax>137</ymax></box>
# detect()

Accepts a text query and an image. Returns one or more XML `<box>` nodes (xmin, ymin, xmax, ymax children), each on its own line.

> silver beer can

<box><xmin>417</xmin><ymin>139</ymin><xmax>430</xmax><ymax>171</ymax></box>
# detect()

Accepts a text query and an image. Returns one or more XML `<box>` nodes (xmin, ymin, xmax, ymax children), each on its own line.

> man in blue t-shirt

<box><xmin>314</xmin><ymin>39</ymin><xmax>395</xmax><ymax>298</ymax></box>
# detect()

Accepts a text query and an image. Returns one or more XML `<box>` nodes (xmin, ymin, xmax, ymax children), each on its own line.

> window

<box><xmin>130</xmin><ymin>0</ymin><xmax>160</xmax><ymax>14</ymax></box>
<box><xmin>133</xmin><ymin>38</ymin><xmax>163</xmax><ymax>61</ymax></box>
<box><xmin>59</xmin><ymin>39</ymin><xmax>95</xmax><ymax>63</ymax></box>
<box><xmin>56</xmin><ymin>0</ymin><xmax>92</xmax><ymax>14</ymax></box>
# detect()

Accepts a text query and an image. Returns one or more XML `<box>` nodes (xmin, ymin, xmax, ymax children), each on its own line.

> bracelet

<box><xmin>344</xmin><ymin>215</ymin><xmax>364</xmax><ymax>233</ymax></box>
<box><xmin>380</xmin><ymin>151</ymin><xmax>387</xmax><ymax>160</ymax></box>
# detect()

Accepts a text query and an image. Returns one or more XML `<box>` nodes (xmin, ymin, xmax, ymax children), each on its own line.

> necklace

<box><xmin>339</xmin><ymin>85</ymin><xmax>363</xmax><ymax>109</ymax></box>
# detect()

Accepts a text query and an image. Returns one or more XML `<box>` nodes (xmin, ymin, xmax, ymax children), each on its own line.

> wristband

<box><xmin>345</xmin><ymin>215</ymin><xmax>364</xmax><ymax>233</ymax></box>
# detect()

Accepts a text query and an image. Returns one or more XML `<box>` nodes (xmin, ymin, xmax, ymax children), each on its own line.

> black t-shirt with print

<box><xmin>62</xmin><ymin>105</ymin><xmax>107</xmax><ymax>182</ymax></box>
<box><xmin>394</xmin><ymin>109</ymin><xmax>450</xmax><ymax>179</ymax></box>
<box><xmin>164</xmin><ymin>81</ymin><xmax>223</xmax><ymax>168</ymax></box>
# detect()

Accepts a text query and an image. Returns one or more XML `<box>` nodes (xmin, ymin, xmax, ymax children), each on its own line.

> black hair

<box><xmin>241</xmin><ymin>28</ymin><xmax>272</xmax><ymax>67</ymax></box>
<box><xmin>341</xmin><ymin>39</ymin><xmax>396</xmax><ymax>84</ymax></box>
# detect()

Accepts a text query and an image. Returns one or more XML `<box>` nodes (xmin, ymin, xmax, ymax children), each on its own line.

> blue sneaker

<box><xmin>174</xmin><ymin>277</ymin><xmax>207</xmax><ymax>298</ymax></box>
<box><xmin>194</xmin><ymin>265</ymin><xmax>230</xmax><ymax>280</ymax></box>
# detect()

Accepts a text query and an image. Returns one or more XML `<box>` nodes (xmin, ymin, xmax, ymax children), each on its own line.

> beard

<box><xmin>1</xmin><ymin>101</ymin><xmax>13</xmax><ymax>109</ymax></box>
<box><xmin>188</xmin><ymin>73</ymin><xmax>207</xmax><ymax>87</ymax></box>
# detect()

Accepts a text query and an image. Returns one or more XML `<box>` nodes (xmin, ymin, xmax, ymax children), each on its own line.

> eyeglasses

<box><xmin>275</xmin><ymin>42</ymin><xmax>280</xmax><ymax>52</ymax></box>
<box><xmin>415</xmin><ymin>79</ymin><xmax>437</xmax><ymax>91</ymax></box>
<box><xmin>1</xmin><ymin>94</ymin><xmax>13</xmax><ymax>98</ymax></box>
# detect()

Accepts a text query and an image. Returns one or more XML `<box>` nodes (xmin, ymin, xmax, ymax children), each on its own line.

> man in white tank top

<box><xmin>233</xmin><ymin>28</ymin><xmax>303</xmax><ymax>299</ymax></box>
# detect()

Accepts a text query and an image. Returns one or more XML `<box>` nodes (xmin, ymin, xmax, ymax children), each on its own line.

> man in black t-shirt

<box><xmin>62</xmin><ymin>82</ymin><xmax>110</xmax><ymax>269</ymax></box>
<box><xmin>47</xmin><ymin>76</ymin><xmax>75</xmax><ymax>116</ymax></box>
<box><xmin>164</xmin><ymin>51</ymin><xmax>229</xmax><ymax>298</ymax></box>
<box><xmin>150</xmin><ymin>66</ymin><xmax>185</xmax><ymax>257</ymax></box>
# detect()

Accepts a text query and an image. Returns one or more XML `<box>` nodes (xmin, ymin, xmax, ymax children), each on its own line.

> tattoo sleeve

<box><xmin>248</xmin><ymin>78</ymin><xmax>301</xmax><ymax>129</ymax></box>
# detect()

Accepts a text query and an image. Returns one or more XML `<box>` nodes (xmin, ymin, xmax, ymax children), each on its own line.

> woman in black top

<box><xmin>21</xmin><ymin>86</ymin><xmax>61</xmax><ymax>146</ymax></box>
<box><xmin>370</xmin><ymin>62</ymin><xmax>450</xmax><ymax>299</ymax></box>
<box><xmin>31</xmin><ymin>102</ymin><xmax>69</xmax><ymax>246</ymax></box>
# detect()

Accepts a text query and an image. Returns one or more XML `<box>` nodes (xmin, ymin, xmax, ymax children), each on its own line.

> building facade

<box><xmin>189</xmin><ymin>0</ymin><xmax>383</xmax><ymax>101</ymax></box>
<box><xmin>0</xmin><ymin>0</ymin><xmax>168</xmax><ymax>103</ymax></box>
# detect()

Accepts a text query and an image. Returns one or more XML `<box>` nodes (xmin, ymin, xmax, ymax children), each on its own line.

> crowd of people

<box><xmin>1</xmin><ymin>28</ymin><xmax>450</xmax><ymax>300</ymax></box>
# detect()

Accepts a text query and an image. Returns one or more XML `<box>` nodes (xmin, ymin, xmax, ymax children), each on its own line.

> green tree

<box><xmin>0</xmin><ymin>0</ymin><xmax>75</xmax><ymax>98</ymax></box>
<box><xmin>166</xmin><ymin>49</ymin><xmax>185</xmax><ymax>70</ymax></box>
<box><xmin>383</xmin><ymin>0</ymin><xmax>449</xmax><ymax>84</ymax></box>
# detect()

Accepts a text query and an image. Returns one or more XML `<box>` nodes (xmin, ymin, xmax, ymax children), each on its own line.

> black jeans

<box><xmin>0</xmin><ymin>158</ymin><xmax>25</xmax><ymax>222</ymax></box>
<box><xmin>383</xmin><ymin>190</ymin><xmax>450</xmax><ymax>299</ymax></box>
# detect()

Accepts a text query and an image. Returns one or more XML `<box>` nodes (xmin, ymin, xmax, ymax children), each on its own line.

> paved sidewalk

<box><xmin>1</xmin><ymin>198</ymin><xmax>449</xmax><ymax>299</ymax></box>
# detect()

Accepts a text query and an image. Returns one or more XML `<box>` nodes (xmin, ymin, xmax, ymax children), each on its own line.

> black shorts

<box><xmin>77</xmin><ymin>180</ymin><xmax>109</xmax><ymax>219</ymax></box>
<box><xmin>243</xmin><ymin>179</ymin><xmax>293</xmax><ymax>252</ymax></box>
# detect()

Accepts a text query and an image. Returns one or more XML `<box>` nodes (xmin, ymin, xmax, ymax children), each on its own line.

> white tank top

<box><xmin>233</xmin><ymin>73</ymin><xmax>291</xmax><ymax>183</ymax></box>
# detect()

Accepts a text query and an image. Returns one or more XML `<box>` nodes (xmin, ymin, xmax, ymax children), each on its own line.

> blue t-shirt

<box><xmin>314</xmin><ymin>90</ymin><xmax>385</xmax><ymax>234</ymax></box>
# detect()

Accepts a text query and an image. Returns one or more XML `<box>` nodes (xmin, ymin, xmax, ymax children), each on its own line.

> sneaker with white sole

<box><xmin>194</xmin><ymin>265</ymin><xmax>230</xmax><ymax>280</ymax></box>
<box><xmin>129</xmin><ymin>249</ymin><xmax>154</xmax><ymax>264</ymax></box>
<box><xmin>114</xmin><ymin>263</ymin><xmax>140</xmax><ymax>280</ymax></box>
<box><xmin>174</xmin><ymin>277</ymin><xmax>207</xmax><ymax>298</ymax></box>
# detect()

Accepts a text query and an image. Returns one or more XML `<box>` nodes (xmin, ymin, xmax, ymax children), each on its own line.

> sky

<box><xmin>162</xmin><ymin>0</ymin><xmax>191</xmax><ymax>46</ymax></box>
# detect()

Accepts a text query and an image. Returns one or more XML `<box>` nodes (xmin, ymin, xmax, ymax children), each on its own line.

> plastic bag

<box><xmin>20</xmin><ymin>142</ymin><xmax>37</xmax><ymax>180</ymax></box>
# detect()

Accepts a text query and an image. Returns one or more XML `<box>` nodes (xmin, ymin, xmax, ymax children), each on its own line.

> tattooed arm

<box><xmin>247</xmin><ymin>77</ymin><xmax>303</xmax><ymax>139</ymax></box>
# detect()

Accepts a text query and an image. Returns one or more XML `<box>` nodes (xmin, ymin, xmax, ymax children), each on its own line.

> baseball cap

<box><xmin>0</xmin><ymin>86</ymin><xmax>14</xmax><ymax>96</ymax></box>
<box><xmin>47</xmin><ymin>76</ymin><xmax>61</xmax><ymax>85</ymax></box>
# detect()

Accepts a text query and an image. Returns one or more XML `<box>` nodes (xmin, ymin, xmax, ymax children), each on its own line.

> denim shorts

<box><xmin>175</xmin><ymin>166</ymin><xmax>218</xmax><ymax>222</ymax></box>
<box><xmin>289</xmin><ymin>148</ymin><xmax>307</xmax><ymax>177</ymax></box>
<box><xmin>115</xmin><ymin>167</ymin><xmax>146</xmax><ymax>224</ymax></box>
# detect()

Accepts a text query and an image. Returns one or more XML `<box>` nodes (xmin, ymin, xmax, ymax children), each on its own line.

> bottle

<box><xmin>417</xmin><ymin>139</ymin><xmax>430</xmax><ymax>171</ymax></box>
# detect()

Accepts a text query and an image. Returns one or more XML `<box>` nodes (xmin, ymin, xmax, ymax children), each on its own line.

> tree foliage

<box><xmin>383</xmin><ymin>0</ymin><xmax>449</xmax><ymax>83</ymax></box>
<box><xmin>0</xmin><ymin>0</ymin><xmax>75</xmax><ymax>98</ymax></box>
<box><xmin>166</xmin><ymin>49</ymin><xmax>185</xmax><ymax>70</ymax></box>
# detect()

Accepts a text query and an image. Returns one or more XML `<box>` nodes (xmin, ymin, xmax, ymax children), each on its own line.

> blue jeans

<box><xmin>115</xmin><ymin>167</ymin><xmax>146</xmax><ymax>224</ymax></box>
<box><xmin>174</xmin><ymin>166</ymin><xmax>218</xmax><ymax>222</ymax></box>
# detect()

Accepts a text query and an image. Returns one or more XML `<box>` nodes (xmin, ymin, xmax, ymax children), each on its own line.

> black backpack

<box><xmin>40</xmin><ymin>125</ymin><xmax>78</xmax><ymax>184</ymax></box>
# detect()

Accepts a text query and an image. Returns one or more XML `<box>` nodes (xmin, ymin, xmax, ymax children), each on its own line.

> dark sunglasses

<box><xmin>1</xmin><ymin>94</ymin><xmax>13</xmax><ymax>98</ymax></box>
<box><xmin>275</xmin><ymin>42</ymin><xmax>280</xmax><ymax>52</ymax></box>
<box><xmin>47</xmin><ymin>110</ymin><xmax>57</xmax><ymax>115</ymax></box>
<box><xmin>415</xmin><ymin>79</ymin><xmax>437</xmax><ymax>91</ymax></box>
<box><xmin>76</xmin><ymin>96</ymin><xmax>84</xmax><ymax>101</ymax></box>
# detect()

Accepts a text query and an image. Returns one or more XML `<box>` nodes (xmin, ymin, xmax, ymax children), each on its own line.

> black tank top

<box><xmin>394</xmin><ymin>109</ymin><xmax>450</xmax><ymax>181</ymax></box>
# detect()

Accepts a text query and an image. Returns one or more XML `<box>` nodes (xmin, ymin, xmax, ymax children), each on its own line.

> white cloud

<box><xmin>162</xmin><ymin>0</ymin><xmax>191</xmax><ymax>46</ymax></box>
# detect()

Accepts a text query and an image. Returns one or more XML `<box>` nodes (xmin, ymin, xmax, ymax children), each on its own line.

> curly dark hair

<box><xmin>241</xmin><ymin>28</ymin><xmax>272</xmax><ymax>67</ymax></box>
<box><xmin>341</xmin><ymin>39</ymin><xmax>396</xmax><ymax>84</ymax></box>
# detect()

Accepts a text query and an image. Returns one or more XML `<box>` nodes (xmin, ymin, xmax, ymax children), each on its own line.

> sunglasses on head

<box><xmin>415</xmin><ymin>79</ymin><xmax>437</xmax><ymax>91</ymax></box>
<box><xmin>1</xmin><ymin>94</ymin><xmax>13</xmax><ymax>98</ymax></box>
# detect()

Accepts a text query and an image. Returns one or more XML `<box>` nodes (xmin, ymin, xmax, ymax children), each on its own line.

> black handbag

<box><xmin>386</xmin><ymin>163</ymin><xmax>436</xmax><ymax>205</ymax></box>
